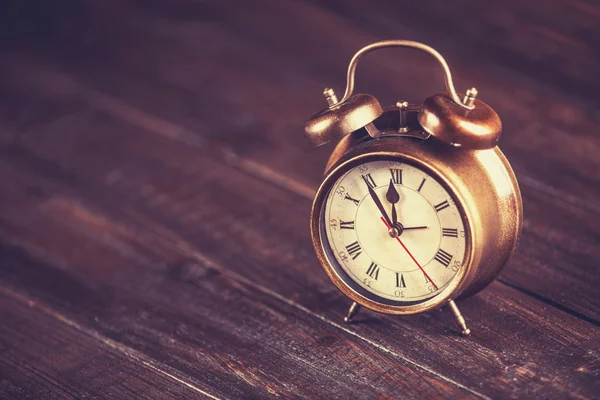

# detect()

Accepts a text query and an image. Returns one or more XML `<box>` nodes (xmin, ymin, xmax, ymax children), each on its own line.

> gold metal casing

<box><xmin>419</xmin><ymin>93</ymin><xmax>502</xmax><ymax>149</ymax></box>
<box><xmin>304</xmin><ymin>94</ymin><xmax>383</xmax><ymax>147</ymax></box>
<box><xmin>310</xmin><ymin>109</ymin><xmax>522</xmax><ymax>315</ymax></box>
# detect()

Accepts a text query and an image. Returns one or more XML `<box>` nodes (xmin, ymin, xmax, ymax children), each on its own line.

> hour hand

<box><xmin>386</xmin><ymin>180</ymin><xmax>400</xmax><ymax>225</ymax></box>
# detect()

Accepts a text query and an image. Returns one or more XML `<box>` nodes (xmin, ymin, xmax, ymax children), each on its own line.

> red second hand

<box><xmin>380</xmin><ymin>217</ymin><xmax>438</xmax><ymax>290</ymax></box>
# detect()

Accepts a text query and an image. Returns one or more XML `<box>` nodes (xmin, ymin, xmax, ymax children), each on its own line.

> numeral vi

<box><xmin>396</xmin><ymin>272</ymin><xmax>406</xmax><ymax>288</ymax></box>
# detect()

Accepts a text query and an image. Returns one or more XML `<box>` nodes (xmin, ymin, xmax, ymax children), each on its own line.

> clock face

<box><xmin>321</xmin><ymin>159</ymin><xmax>467</xmax><ymax>305</ymax></box>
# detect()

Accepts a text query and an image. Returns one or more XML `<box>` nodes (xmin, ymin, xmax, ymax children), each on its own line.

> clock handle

<box><xmin>305</xmin><ymin>40</ymin><xmax>501</xmax><ymax>149</ymax></box>
<box><xmin>332</xmin><ymin>40</ymin><xmax>475</xmax><ymax>111</ymax></box>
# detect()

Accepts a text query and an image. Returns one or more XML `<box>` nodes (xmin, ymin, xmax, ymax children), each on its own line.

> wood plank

<box><xmin>0</xmin><ymin>104</ymin><xmax>598</xmax><ymax>398</ymax></box>
<box><xmin>0</xmin><ymin>288</ymin><xmax>214</xmax><ymax>399</ymax></box>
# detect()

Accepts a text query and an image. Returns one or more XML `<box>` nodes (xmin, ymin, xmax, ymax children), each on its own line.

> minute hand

<box><xmin>364</xmin><ymin>179</ymin><xmax>392</xmax><ymax>226</ymax></box>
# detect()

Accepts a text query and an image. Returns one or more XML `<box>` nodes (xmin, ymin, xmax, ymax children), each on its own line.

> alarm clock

<box><xmin>304</xmin><ymin>40</ymin><xmax>522</xmax><ymax>335</ymax></box>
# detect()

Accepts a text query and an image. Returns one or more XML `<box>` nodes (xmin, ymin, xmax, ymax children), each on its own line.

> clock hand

<box><xmin>380</xmin><ymin>217</ymin><xmax>438</xmax><ymax>290</ymax></box>
<box><xmin>385</xmin><ymin>180</ymin><xmax>400</xmax><ymax>225</ymax></box>
<box><xmin>364</xmin><ymin>177</ymin><xmax>392</xmax><ymax>226</ymax></box>
<box><xmin>402</xmin><ymin>226</ymin><xmax>428</xmax><ymax>230</ymax></box>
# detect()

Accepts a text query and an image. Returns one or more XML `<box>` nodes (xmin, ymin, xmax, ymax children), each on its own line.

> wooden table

<box><xmin>1</xmin><ymin>1</ymin><xmax>599</xmax><ymax>398</ymax></box>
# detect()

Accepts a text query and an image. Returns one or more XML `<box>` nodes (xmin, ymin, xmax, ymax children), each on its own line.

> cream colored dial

<box><xmin>323</xmin><ymin>159</ymin><xmax>467</xmax><ymax>303</ymax></box>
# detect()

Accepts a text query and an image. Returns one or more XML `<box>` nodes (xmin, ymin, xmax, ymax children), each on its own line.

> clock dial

<box><xmin>322</xmin><ymin>159</ymin><xmax>467</xmax><ymax>304</ymax></box>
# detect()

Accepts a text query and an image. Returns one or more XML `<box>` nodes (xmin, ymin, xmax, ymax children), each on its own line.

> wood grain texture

<box><xmin>0</xmin><ymin>288</ymin><xmax>210</xmax><ymax>399</ymax></box>
<box><xmin>0</xmin><ymin>97</ymin><xmax>598</xmax><ymax>398</ymax></box>
<box><xmin>0</xmin><ymin>0</ymin><xmax>599</xmax><ymax>398</ymax></box>
<box><xmin>0</xmin><ymin>158</ymin><xmax>474</xmax><ymax>399</ymax></box>
<box><xmin>2</xmin><ymin>0</ymin><xmax>599</xmax><ymax>322</ymax></box>
<box><xmin>23</xmin><ymin>0</ymin><xmax>600</xmax><ymax>207</ymax></box>
<box><xmin>310</xmin><ymin>0</ymin><xmax>600</xmax><ymax>105</ymax></box>
<box><xmin>0</xmin><ymin>243</ymin><xmax>470</xmax><ymax>400</ymax></box>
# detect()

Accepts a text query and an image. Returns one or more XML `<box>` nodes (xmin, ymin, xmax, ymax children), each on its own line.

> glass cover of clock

<box><xmin>322</xmin><ymin>159</ymin><xmax>467</xmax><ymax>304</ymax></box>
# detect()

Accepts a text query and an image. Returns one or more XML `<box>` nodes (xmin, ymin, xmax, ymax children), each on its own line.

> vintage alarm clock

<box><xmin>305</xmin><ymin>40</ymin><xmax>522</xmax><ymax>335</ymax></box>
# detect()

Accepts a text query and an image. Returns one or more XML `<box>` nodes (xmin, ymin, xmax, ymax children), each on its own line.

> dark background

<box><xmin>0</xmin><ymin>1</ymin><xmax>599</xmax><ymax>399</ymax></box>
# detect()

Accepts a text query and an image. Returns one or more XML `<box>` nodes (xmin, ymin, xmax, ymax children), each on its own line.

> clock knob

<box><xmin>418</xmin><ymin>90</ymin><xmax>502</xmax><ymax>150</ymax></box>
<box><xmin>304</xmin><ymin>90</ymin><xmax>383</xmax><ymax>147</ymax></box>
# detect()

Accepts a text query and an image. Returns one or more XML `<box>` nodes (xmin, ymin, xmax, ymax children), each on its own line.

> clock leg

<box><xmin>344</xmin><ymin>302</ymin><xmax>361</xmax><ymax>324</ymax></box>
<box><xmin>448</xmin><ymin>300</ymin><xmax>471</xmax><ymax>336</ymax></box>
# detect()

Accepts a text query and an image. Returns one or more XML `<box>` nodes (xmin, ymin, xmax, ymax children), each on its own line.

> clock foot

<box><xmin>448</xmin><ymin>300</ymin><xmax>471</xmax><ymax>336</ymax></box>
<box><xmin>344</xmin><ymin>302</ymin><xmax>361</xmax><ymax>324</ymax></box>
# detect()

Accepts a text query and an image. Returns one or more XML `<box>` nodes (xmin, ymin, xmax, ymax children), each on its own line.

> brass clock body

<box><xmin>310</xmin><ymin>108</ymin><xmax>522</xmax><ymax>315</ymax></box>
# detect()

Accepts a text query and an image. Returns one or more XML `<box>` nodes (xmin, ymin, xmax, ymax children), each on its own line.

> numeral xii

<box><xmin>390</xmin><ymin>169</ymin><xmax>402</xmax><ymax>184</ymax></box>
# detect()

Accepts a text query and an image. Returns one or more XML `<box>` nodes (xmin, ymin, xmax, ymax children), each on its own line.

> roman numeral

<box><xmin>344</xmin><ymin>193</ymin><xmax>360</xmax><ymax>206</ymax></box>
<box><xmin>362</xmin><ymin>173</ymin><xmax>376</xmax><ymax>189</ymax></box>
<box><xmin>434</xmin><ymin>248</ymin><xmax>453</xmax><ymax>267</ymax></box>
<box><xmin>340</xmin><ymin>220</ymin><xmax>355</xmax><ymax>230</ymax></box>
<box><xmin>366</xmin><ymin>262</ymin><xmax>380</xmax><ymax>280</ymax></box>
<box><xmin>442</xmin><ymin>228</ymin><xmax>458</xmax><ymax>237</ymax></box>
<box><xmin>345</xmin><ymin>241</ymin><xmax>362</xmax><ymax>260</ymax></box>
<box><xmin>396</xmin><ymin>272</ymin><xmax>406</xmax><ymax>288</ymax></box>
<box><xmin>434</xmin><ymin>200</ymin><xmax>450</xmax><ymax>212</ymax></box>
<box><xmin>390</xmin><ymin>169</ymin><xmax>402</xmax><ymax>184</ymax></box>
<box><xmin>417</xmin><ymin>178</ymin><xmax>426</xmax><ymax>192</ymax></box>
